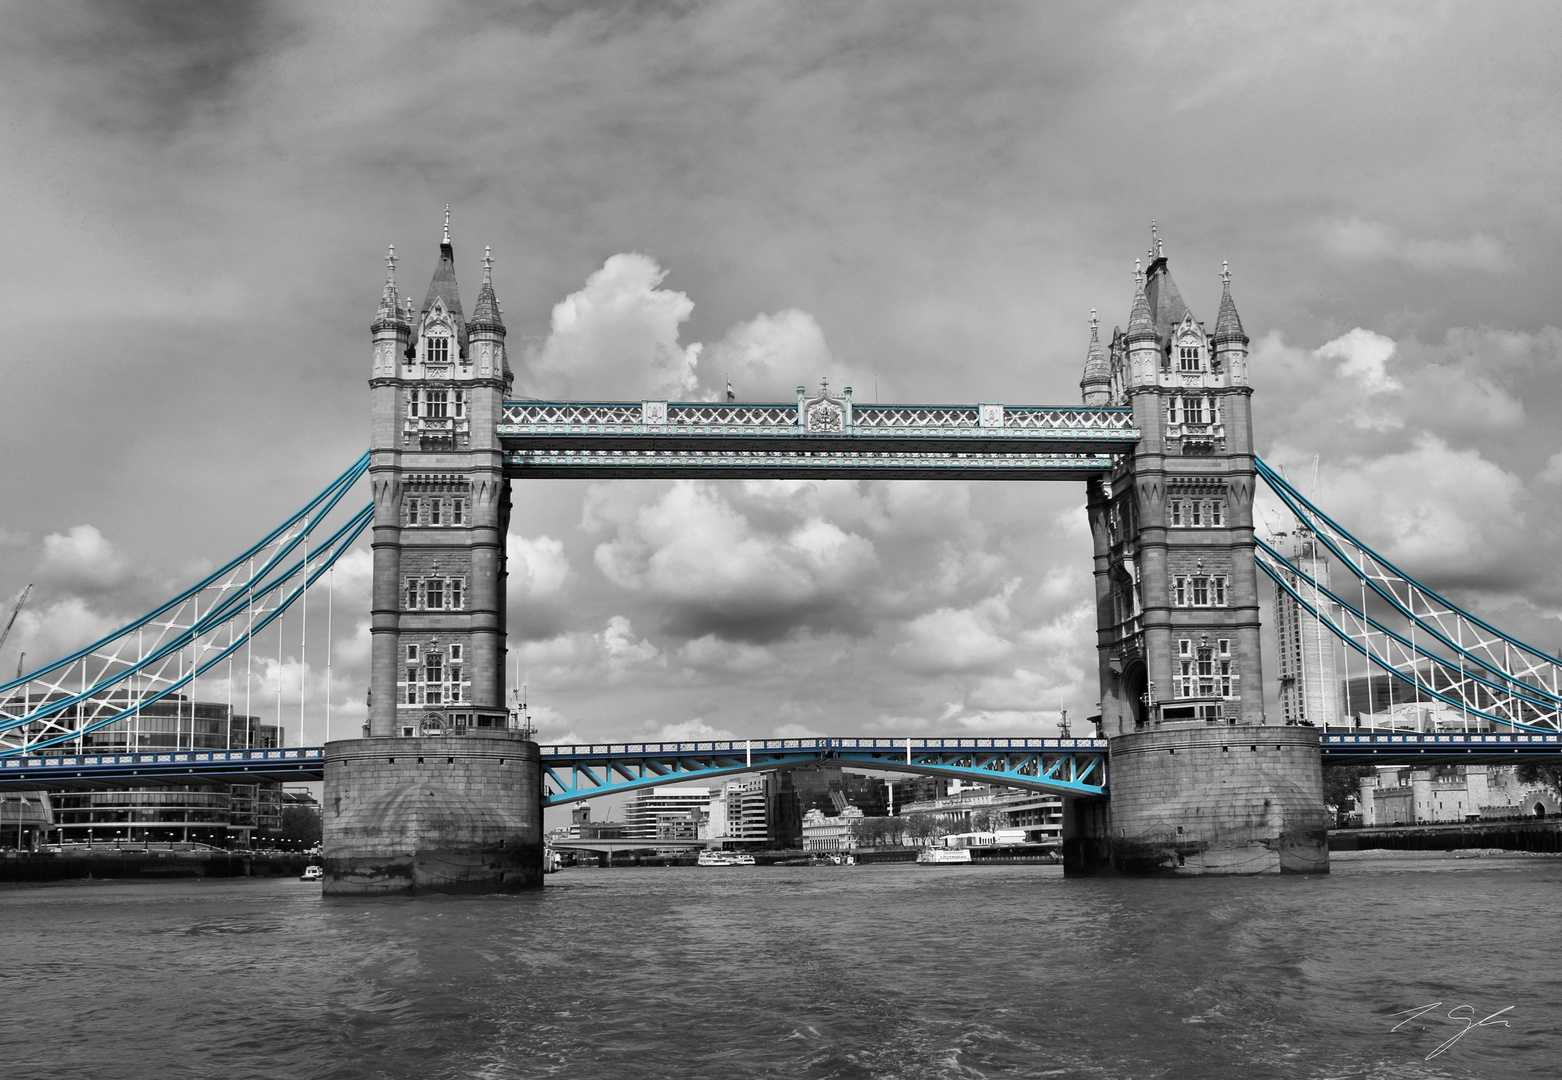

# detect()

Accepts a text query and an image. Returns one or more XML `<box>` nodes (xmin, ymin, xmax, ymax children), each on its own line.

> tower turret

<box><xmin>468</xmin><ymin>247</ymin><xmax>512</xmax><ymax>388</ymax></box>
<box><xmin>1080</xmin><ymin>309</ymin><xmax>1111</xmax><ymax>407</ymax></box>
<box><xmin>1125</xmin><ymin>262</ymin><xmax>1159</xmax><ymax>388</ymax></box>
<box><xmin>371</xmin><ymin>246</ymin><xmax>411</xmax><ymax>380</ymax></box>
<box><xmin>1212</xmin><ymin>262</ymin><xmax>1249</xmax><ymax>386</ymax></box>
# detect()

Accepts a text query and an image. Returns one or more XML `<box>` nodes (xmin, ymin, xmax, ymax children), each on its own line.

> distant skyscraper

<box><xmin>1274</xmin><ymin>528</ymin><xmax>1341</xmax><ymax>726</ymax></box>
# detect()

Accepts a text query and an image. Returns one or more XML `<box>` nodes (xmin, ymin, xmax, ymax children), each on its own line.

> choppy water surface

<box><xmin>2</xmin><ymin>852</ymin><xmax>1559</xmax><ymax>1079</ymax></box>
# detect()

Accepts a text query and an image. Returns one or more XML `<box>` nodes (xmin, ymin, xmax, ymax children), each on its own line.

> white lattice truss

<box><xmin>0</xmin><ymin>456</ymin><xmax>374</xmax><ymax>756</ymax></box>
<box><xmin>1255</xmin><ymin>459</ymin><xmax>1561</xmax><ymax>733</ymax></box>
<box><xmin>500</xmin><ymin>400</ymin><xmax>1137</xmax><ymax>438</ymax></box>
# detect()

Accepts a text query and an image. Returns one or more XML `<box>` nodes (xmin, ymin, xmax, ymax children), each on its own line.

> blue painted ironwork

<box><xmin>1</xmin><ymin>457</ymin><xmax>374</xmax><ymax>756</ymax></box>
<box><xmin>3</xmin><ymin>732</ymin><xmax>1561</xmax><ymax>791</ymax></box>
<box><xmin>0</xmin><ymin>746</ymin><xmax>326</xmax><ymax>789</ymax></box>
<box><xmin>1319</xmin><ymin>730</ymin><xmax>1562</xmax><ymax>765</ymax></box>
<box><xmin>539</xmin><ymin>737</ymin><xmax>1110</xmax><ymax>805</ymax></box>
<box><xmin>1255</xmin><ymin>457</ymin><xmax>1562</xmax><ymax>734</ymax></box>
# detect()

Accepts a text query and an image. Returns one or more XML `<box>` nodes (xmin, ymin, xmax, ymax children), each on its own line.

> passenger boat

<box><xmin>697</xmin><ymin>851</ymin><xmax>757</xmax><ymax>866</ymax></box>
<box><xmin>916</xmin><ymin>848</ymin><xmax>972</xmax><ymax>865</ymax></box>
<box><xmin>300</xmin><ymin>864</ymin><xmax>324</xmax><ymax>881</ymax></box>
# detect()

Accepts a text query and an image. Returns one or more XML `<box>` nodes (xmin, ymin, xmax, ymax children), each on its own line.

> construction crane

<box><xmin>0</xmin><ymin>583</ymin><xmax>32</xmax><ymax>662</ymax></box>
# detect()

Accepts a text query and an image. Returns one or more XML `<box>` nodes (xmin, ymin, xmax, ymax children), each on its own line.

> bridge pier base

<box><xmin>1063</xmin><ymin>725</ymin><xmax>1329</xmax><ymax>876</ymax></box>
<box><xmin>321</xmin><ymin>733</ymin><xmax>543</xmax><ymax>894</ymax></box>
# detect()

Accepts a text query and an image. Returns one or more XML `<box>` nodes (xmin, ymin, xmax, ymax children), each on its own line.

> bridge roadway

<box><xmin>0</xmin><ymin>730</ymin><xmax>1559</xmax><ymax>795</ymax></box>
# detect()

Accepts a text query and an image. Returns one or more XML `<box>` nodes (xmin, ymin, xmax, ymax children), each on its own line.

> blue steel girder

<box><xmin>5</xmin><ymin>734</ymin><xmax>1562</xmax><ymax>792</ymax></box>
<box><xmin>539</xmin><ymin>737</ymin><xmax>1110</xmax><ymax>806</ymax></box>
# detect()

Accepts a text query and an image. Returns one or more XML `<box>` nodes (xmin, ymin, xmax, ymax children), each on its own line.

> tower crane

<box><xmin>0</xmin><ymin>583</ymin><xmax>31</xmax><ymax>661</ymax></box>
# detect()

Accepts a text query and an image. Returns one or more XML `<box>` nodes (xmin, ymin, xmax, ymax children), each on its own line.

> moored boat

<box><xmin>916</xmin><ymin>848</ymin><xmax>972</xmax><ymax>865</ymax></box>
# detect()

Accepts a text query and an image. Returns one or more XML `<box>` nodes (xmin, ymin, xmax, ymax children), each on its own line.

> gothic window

<box><xmin>426</xmin><ymin>390</ymin><xmax>449</xmax><ymax>419</ymax></box>
<box><xmin>425</xmin><ymin>579</ymin><xmax>444</xmax><ymax>610</ymax></box>
<box><xmin>424</xmin><ymin>653</ymin><xmax>444</xmax><ymax>705</ymax></box>
<box><xmin>1182</xmin><ymin>396</ymin><xmax>1204</xmax><ymax>424</ymax></box>
<box><xmin>1191</xmin><ymin>501</ymin><xmax>1203</xmax><ymax>527</ymax></box>
<box><xmin>1179</xmin><ymin>344</ymin><xmax>1201</xmax><ymax>372</ymax></box>
<box><xmin>406</xmin><ymin>498</ymin><xmax>420</xmax><ymax>526</ymax></box>
<box><xmin>1170</xmin><ymin>500</ymin><xmax>1183</xmax><ymax>526</ymax></box>
<box><xmin>449</xmin><ymin>579</ymin><xmax>463</xmax><ymax>609</ymax></box>
<box><xmin>1197</xmin><ymin>648</ymin><xmax>1216</xmax><ymax>697</ymax></box>
<box><xmin>452</xmin><ymin>499</ymin><xmax>465</xmax><ymax>526</ymax></box>
<box><xmin>430</xmin><ymin>500</ymin><xmax>442</xmax><ymax>527</ymax></box>
<box><xmin>408</xmin><ymin>392</ymin><xmax>420</xmax><ymax>419</ymax></box>
<box><xmin>405</xmin><ymin>579</ymin><xmax>419</xmax><ymax>608</ymax></box>
<box><xmin>427</xmin><ymin>335</ymin><xmax>450</xmax><ymax>365</ymax></box>
<box><xmin>449</xmin><ymin>644</ymin><xmax>463</xmax><ymax>663</ymax></box>
<box><xmin>1174</xmin><ymin>576</ymin><xmax>1229</xmax><ymax>607</ymax></box>
<box><xmin>1210</xmin><ymin>500</ymin><xmax>1224</xmax><ymax>527</ymax></box>
<box><xmin>404</xmin><ymin>668</ymin><xmax>418</xmax><ymax>705</ymax></box>
<box><xmin>453</xmin><ymin>391</ymin><xmax>465</xmax><ymax>419</ymax></box>
<box><xmin>406</xmin><ymin>644</ymin><xmax>419</xmax><ymax>663</ymax></box>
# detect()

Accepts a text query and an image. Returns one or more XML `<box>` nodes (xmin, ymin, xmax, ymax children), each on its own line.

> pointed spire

<box><xmin>1081</xmin><ymin>308</ymin><xmax>1110</xmax><ymax>385</ymax></box>
<box><xmin>1127</xmin><ymin>265</ymin><xmax>1156</xmax><ymax>343</ymax></box>
<box><xmin>373</xmin><ymin>244</ymin><xmax>410</xmax><ymax>330</ymax></box>
<box><xmin>376</xmin><ymin>244</ymin><xmax>402</xmax><ymax>321</ymax></box>
<box><xmin>443</xmin><ymin>204</ymin><xmax>451</xmax><ymax>245</ymax></box>
<box><xmin>471</xmin><ymin>245</ymin><xmax>503</xmax><ymax>329</ymax></box>
<box><xmin>1213</xmin><ymin>259</ymin><xmax>1248</xmax><ymax>345</ymax></box>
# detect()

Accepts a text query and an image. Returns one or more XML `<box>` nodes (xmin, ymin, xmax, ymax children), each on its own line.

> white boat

<box><xmin>300</xmin><ymin>865</ymin><xmax>324</xmax><ymax>881</ymax></box>
<box><xmin>916</xmin><ymin>848</ymin><xmax>972</xmax><ymax>865</ymax></box>
<box><xmin>698</xmin><ymin>851</ymin><xmax>757</xmax><ymax>866</ymax></box>
<box><xmin>730</xmin><ymin>853</ymin><xmax>756</xmax><ymax>865</ymax></box>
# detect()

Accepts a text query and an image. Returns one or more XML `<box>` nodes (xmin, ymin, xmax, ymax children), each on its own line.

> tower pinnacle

<box><xmin>1213</xmin><ymin>260</ymin><xmax>1247</xmax><ymax>346</ymax></box>
<box><xmin>443</xmin><ymin>204</ymin><xmax>451</xmax><ymax>245</ymax></box>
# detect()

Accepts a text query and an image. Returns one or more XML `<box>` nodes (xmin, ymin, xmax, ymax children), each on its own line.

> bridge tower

<box><xmin>1070</xmin><ymin>231</ymin><xmax>1328</xmax><ymax>875</ymax></box>
<box><xmin>321</xmin><ymin>214</ymin><xmax>543</xmax><ymax>894</ymax></box>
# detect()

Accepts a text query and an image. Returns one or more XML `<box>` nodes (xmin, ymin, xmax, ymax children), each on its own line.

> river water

<box><xmin>2</xmin><ymin>852</ymin><xmax>1558</xmax><ymax>1080</ymax></box>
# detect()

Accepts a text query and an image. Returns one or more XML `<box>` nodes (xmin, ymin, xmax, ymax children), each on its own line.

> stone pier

<box><xmin>1064</xmin><ymin>724</ymin><xmax>1329</xmax><ymax>876</ymax></box>
<box><xmin>322</xmin><ymin>732</ymin><xmax>543</xmax><ymax>894</ymax></box>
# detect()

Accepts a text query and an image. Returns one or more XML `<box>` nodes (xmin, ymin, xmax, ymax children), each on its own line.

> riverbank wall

<box><xmin>0</xmin><ymin>848</ymin><xmax>311</xmax><ymax>883</ymax></box>
<box><xmin>1329</xmin><ymin>820</ymin><xmax>1562</xmax><ymax>854</ymax></box>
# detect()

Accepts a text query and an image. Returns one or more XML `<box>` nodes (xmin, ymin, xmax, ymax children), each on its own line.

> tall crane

<box><xmin>0</xmin><ymin>583</ymin><xmax>33</xmax><ymax>663</ymax></box>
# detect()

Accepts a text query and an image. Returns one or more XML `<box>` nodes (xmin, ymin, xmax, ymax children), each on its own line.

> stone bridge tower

<box><xmin>366</xmin><ymin>213</ymin><xmax>512</xmax><ymax>738</ymax></box>
<box><xmin>1070</xmin><ymin>230</ymin><xmax>1328</xmax><ymax>876</ymax></box>
<box><xmin>321</xmin><ymin>214</ymin><xmax>542</xmax><ymax>895</ymax></box>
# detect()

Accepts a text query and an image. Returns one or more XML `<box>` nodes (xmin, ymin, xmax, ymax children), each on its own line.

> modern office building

<box><xmin>622</xmin><ymin>785</ymin><xmax>715</xmax><ymax>841</ymax></box>
<box><xmin>30</xmin><ymin>694</ymin><xmax>286</xmax><ymax>847</ymax></box>
<box><xmin>1272</xmin><ymin>527</ymin><xmax>1341</xmax><ymax>726</ymax></box>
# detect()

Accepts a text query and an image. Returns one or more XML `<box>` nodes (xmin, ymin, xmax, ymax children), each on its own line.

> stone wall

<box><xmin>322</xmin><ymin>732</ymin><xmax>542</xmax><ymax>894</ymax></box>
<box><xmin>1066</xmin><ymin>724</ymin><xmax>1328</xmax><ymax>876</ymax></box>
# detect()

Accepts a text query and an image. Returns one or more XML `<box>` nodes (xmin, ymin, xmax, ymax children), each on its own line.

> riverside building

<box><xmin>30</xmin><ymin>694</ymin><xmax>286</xmax><ymax>847</ymax></box>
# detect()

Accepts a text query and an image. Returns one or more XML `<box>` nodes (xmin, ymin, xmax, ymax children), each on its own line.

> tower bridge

<box><xmin>4</xmin><ymin>216</ymin><xmax>1561</xmax><ymax>890</ymax></box>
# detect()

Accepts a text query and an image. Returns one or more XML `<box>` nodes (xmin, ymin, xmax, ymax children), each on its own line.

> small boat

<box><xmin>730</xmin><ymin>853</ymin><xmax>756</xmax><ymax>866</ymax></box>
<box><xmin>916</xmin><ymin>848</ymin><xmax>972</xmax><ymax>865</ymax></box>
<box><xmin>300</xmin><ymin>865</ymin><xmax>324</xmax><ymax>881</ymax></box>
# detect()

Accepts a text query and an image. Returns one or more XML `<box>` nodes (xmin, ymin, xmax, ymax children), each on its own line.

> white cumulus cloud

<box><xmin>524</xmin><ymin>253</ymin><xmax>702</xmax><ymax>400</ymax></box>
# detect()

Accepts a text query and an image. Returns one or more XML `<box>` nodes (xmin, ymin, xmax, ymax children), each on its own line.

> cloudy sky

<box><xmin>4</xmin><ymin>2</ymin><xmax>1562</xmax><ymax>759</ymax></box>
